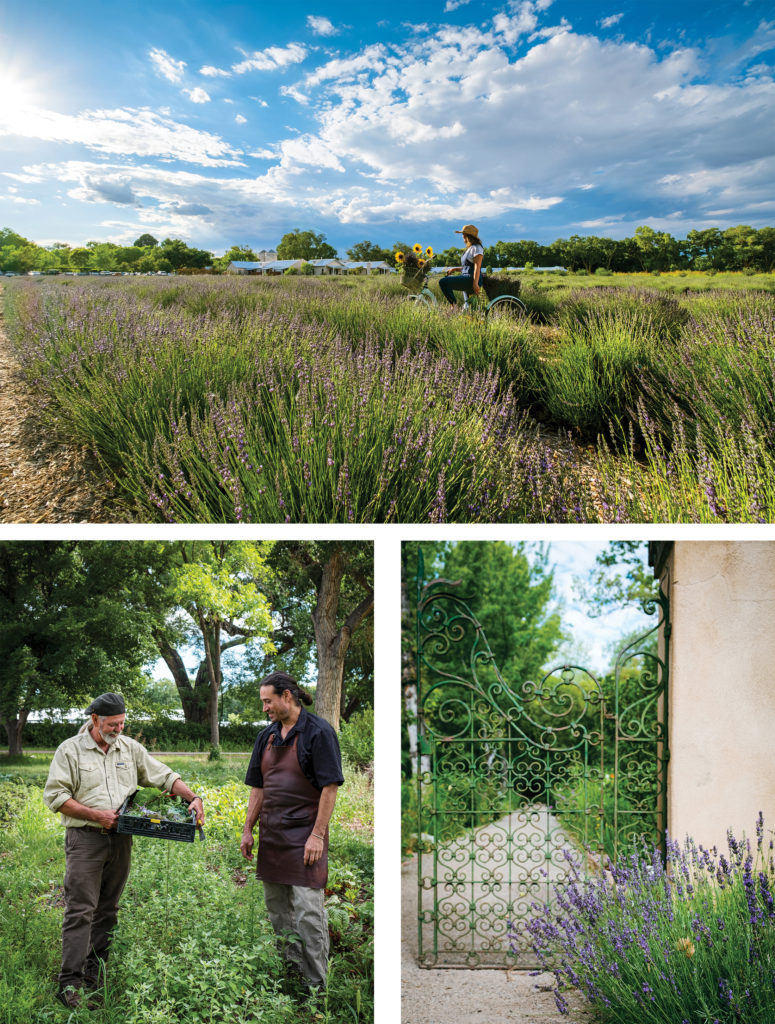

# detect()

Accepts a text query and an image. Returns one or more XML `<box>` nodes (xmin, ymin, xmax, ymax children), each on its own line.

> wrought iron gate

<box><xmin>414</xmin><ymin>548</ymin><xmax>670</xmax><ymax>968</ymax></box>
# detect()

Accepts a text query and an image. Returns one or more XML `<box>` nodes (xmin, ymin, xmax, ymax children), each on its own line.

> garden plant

<box><xmin>0</xmin><ymin>752</ymin><xmax>373</xmax><ymax>1024</ymax></box>
<box><xmin>4</xmin><ymin>272</ymin><xmax>775</xmax><ymax>522</ymax></box>
<box><xmin>514</xmin><ymin>813</ymin><xmax>775</xmax><ymax>1023</ymax></box>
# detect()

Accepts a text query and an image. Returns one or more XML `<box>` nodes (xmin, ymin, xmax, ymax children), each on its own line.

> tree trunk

<box><xmin>1</xmin><ymin>709</ymin><xmax>29</xmax><ymax>756</ymax></box>
<box><xmin>311</xmin><ymin>547</ymin><xmax>374</xmax><ymax>730</ymax></box>
<box><xmin>154</xmin><ymin>632</ymin><xmax>210</xmax><ymax>724</ymax></box>
<box><xmin>198</xmin><ymin>613</ymin><xmax>221</xmax><ymax>747</ymax></box>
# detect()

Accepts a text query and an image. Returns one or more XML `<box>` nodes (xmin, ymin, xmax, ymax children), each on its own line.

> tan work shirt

<box><xmin>43</xmin><ymin>723</ymin><xmax>181</xmax><ymax>828</ymax></box>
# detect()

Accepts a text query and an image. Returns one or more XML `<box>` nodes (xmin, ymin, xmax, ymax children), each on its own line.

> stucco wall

<box><xmin>660</xmin><ymin>541</ymin><xmax>775</xmax><ymax>851</ymax></box>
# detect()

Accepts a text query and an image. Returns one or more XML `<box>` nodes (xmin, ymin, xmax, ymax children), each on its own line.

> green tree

<box><xmin>346</xmin><ymin>240</ymin><xmax>392</xmax><ymax>262</ymax></box>
<box><xmin>685</xmin><ymin>228</ymin><xmax>727</xmax><ymax>270</ymax></box>
<box><xmin>47</xmin><ymin>243</ymin><xmax>72</xmax><ymax>271</ymax></box>
<box><xmin>755</xmin><ymin>227</ymin><xmax>775</xmax><ymax>272</ymax></box>
<box><xmin>256</xmin><ymin>542</ymin><xmax>374</xmax><ymax>730</ymax></box>
<box><xmin>155</xmin><ymin>541</ymin><xmax>275</xmax><ymax>746</ymax></box>
<box><xmin>216</xmin><ymin>244</ymin><xmax>258</xmax><ymax>271</ymax></box>
<box><xmin>438</xmin><ymin>542</ymin><xmax>565</xmax><ymax>686</ymax></box>
<box><xmin>723</xmin><ymin>224</ymin><xmax>764</xmax><ymax>271</ymax></box>
<box><xmin>573</xmin><ymin>541</ymin><xmax>658</xmax><ymax>618</ymax></box>
<box><xmin>115</xmin><ymin>245</ymin><xmax>144</xmax><ymax>270</ymax></box>
<box><xmin>134</xmin><ymin>233</ymin><xmax>159</xmax><ymax>248</ymax></box>
<box><xmin>277</xmin><ymin>228</ymin><xmax>337</xmax><ymax>260</ymax></box>
<box><xmin>158</xmin><ymin>238</ymin><xmax>212</xmax><ymax>270</ymax></box>
<box><xmin>632</xmin><ymin>226</ymin><xmax>681</xmax><ymax>271</ymax></box>
<box><xmin>69</xmin><ymin>248</ymin><xmax>92</xmax><ymax>271</ymax></box>
<box><xmin>0</xmin><ymin>542</ymin><xmax>163</xmax><ymax>755</ymax></box>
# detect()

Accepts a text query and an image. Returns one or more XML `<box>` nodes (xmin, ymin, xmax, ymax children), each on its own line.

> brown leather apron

<box><xmin>256</xmin><ymin>733</ymin><xmax>328</xmax><ymax>889</ymax></box>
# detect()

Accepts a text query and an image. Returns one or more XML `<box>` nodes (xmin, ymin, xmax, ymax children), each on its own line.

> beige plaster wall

<box><xmin>662</xmin><ymin>541</ymin><xmax>775</xmax><ymax>852</ymax></box>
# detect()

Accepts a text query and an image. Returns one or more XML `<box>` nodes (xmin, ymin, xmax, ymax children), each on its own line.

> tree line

<box><xmin>3</xmin><ymin>223</ymin><xmax>774</xmax><ymax>276</ymax></box>
<box><xmin>0</xmin><ymin>540</ymin><xmax>373</xmax><ymax>756</ymax></box>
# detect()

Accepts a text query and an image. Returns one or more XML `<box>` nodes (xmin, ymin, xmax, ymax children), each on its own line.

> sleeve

<box><xmin>244</xmin><ymin>731</ymin><xmax>267</xmax><ymax>788</ymax></box>
<box><xmin>134</xmin><ymin>742</ymin><xmax>180</xmax><ymax>791</ymax></box>
<box><xmin>309</xmin><ymin>725</ymin><xmax>344</xmax><ymax>789</ymax></box>
<box><xmin>42</xmin><ymin>745</ymin><xmax>77</xmax><ymax>813</ymax></box>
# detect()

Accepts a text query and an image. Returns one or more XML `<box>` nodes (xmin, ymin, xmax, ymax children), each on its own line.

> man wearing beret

<box><xmin>43</xmin><ymin>692</ymin><xmax>205</xmax><ymax>1009</ymax></box>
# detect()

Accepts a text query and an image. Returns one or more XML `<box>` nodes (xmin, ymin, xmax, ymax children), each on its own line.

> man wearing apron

<box><xmin>240</xmin><ymin>672</ymin><xmax>344</xmax><ymax>992</ymax></box>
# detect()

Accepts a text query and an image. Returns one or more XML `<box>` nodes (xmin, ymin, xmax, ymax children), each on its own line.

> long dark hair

<box><xmin>260</xmin><ymin>671</ymin><xmax>313</xmax><ymax>706</ymax></box>
<box><xmin>463</xmin><ymin>232</ymin><xmax>483</xmax><ymax>248</ymax></box>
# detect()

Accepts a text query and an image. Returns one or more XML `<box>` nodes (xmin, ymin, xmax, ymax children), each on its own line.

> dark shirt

<box><xmin>245</xmin><ymin>707</ymin><xmax>344</xmax><ymax>792</ymax></box>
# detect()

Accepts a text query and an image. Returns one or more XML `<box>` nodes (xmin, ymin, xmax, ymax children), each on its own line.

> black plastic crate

<box><xmin>116</xmin><ymin>791</ymin><xmax>202</xmax><ymax>843</ymax></box>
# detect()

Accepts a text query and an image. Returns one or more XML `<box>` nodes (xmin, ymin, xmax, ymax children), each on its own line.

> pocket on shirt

<box><xmin>76</xmin><ymin>762</ymin><xmax>101</xmax><ymax>805</ymax></box>
<box><xmin>115</xmin><ymin>761</ymin><xmax>137</xmax><ymax>792</ymax></box>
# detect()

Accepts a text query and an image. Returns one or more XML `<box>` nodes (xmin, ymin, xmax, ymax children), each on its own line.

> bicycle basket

<box><xmin>482</xmin><ymin>276</ymin><xmax>521</xmax><ymax>299</ymax></box>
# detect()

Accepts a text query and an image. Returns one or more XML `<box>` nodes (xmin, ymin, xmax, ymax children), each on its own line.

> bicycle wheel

<box><xmin>485</xmin><ymin>294</ymin><xmax>528</xmax><ymax>318</ymax></box>
<box><xmin>408</xmin><ymin>290</ymin><xmax>435</xmax><ymax>309</ymax></box>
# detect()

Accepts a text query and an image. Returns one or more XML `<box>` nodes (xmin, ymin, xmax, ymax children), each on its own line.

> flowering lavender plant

<box><xmin>5</xmin><ymin>275</ymin><xmax>774</xmax><ymax>523</ymax></box>
<box><xmin>512</xmin><ymin>814</ymin><xmax>775</xmax><ymax>1023</ymax></box>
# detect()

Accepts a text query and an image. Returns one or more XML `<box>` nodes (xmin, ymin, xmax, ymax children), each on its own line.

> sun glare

<box><xmin>0</xmin><ymin>67</ymin><xmax>39</xmax><ymax>108</ymax></box>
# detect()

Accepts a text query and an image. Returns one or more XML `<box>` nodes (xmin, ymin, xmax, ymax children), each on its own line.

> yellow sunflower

<box><xmin>413</xmin><ymin>243</ymin><xmax>423</xmax><ymax>254</ymax></box>
<box><xmin>425</xmin><ymin>246</ymin><xmax>434</xmax><ymax>258</ymax></box>
<box><xmin>395</xmin><ymin>251</ymin><xmax>405</xmax><ymax>263</ymax></box>
<box><xmin>417</xmin><ymin>258</ymin><xmax>426</xmax><ymax>267</ymax></box>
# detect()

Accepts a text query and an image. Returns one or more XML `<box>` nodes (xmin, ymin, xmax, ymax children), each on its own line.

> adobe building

<box><xmin>649</xmin><ymin>540</ymin><xmax>775</xmax><ymax>851</ymax></box>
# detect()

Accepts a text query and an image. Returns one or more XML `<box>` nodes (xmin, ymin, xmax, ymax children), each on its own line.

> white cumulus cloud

<box><xmin>232</xmin><ymin>43</ymin><xmax>307</xmax><ymax>74</ymax></box>
<box><xmin>184</xmin><ymin>87</ymin><xmax>211</xmax><ymax>104</ymax></box>
<box><xmin>148</xmin><ymin>48</ymin><xmax>186</xmax><ymax>83</ymax></box>
<box><xmin>0</xmin><ymin>106</ymin><xmax>244</xmax><ymax>167</ymax></box>
<box><xmin>306</xmin><ymin>15</ymin><xmax>338</xmax><ymax>36</ymax></box>
<box><xmin>200</xmin><ymin>65</ymin><xmax>232</xmax><ymax>78</ymax></box>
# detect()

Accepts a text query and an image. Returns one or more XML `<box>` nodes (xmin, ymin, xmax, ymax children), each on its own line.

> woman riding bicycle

<box><xmin>439</xmin><ymin>224</ymin><xmax>485</xmax><ymax>306</ymax></box>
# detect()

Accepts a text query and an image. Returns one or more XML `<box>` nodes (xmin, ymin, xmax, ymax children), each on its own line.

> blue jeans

<box><xmin>439</xmin><ymin>274</ymin><xmax>481</xmax><ymax>305</ymax></box>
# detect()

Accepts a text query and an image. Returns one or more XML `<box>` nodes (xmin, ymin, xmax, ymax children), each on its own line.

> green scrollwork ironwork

<box><xmin>415</xmin><ymin>549</ymin><xmax>670</xmax><ymax>968</ymax></box>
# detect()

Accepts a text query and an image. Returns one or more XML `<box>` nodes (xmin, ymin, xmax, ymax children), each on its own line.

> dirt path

<box><xmin>0</xmin><ymin>283</ymin><xmax>116</xmax><ymax>523</ymax></box>
<box><xmin>401</xmin><ymin>809</ymin><xmax>595</xmax><ymax>1024</ymax></box>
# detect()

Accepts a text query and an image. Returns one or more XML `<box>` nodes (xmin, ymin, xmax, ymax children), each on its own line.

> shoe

<box><xmin>56</xmin><ymin>988</ymin><xmax>82</xmax><ymax>1009</ymax></box>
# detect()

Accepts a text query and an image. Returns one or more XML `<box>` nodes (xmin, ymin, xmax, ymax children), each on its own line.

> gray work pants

<box><xmin>59</xmin><ymin>828</ymin><xmax>132</xmax><ymax>991</ymax></box>
<box><xmin>262</xmin><ymin>881</ymin><xmax>329</xmax><ymax>988</ymax></box>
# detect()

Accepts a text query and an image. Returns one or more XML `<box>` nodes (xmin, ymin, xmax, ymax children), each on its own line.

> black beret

<box><xmin>86</xmin><ymin>692</ymin><xmax>126</xmax><ymax>716</ymax></box>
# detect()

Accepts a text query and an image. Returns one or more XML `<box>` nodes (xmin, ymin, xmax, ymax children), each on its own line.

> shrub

<box><xmin>515</xmin><ymin>814</ymin><xmax>775</xmax><ymax>1022</ymax></box>
<box><xmin>338</xmin><ymin>708</ymin><xmax>374</xmax><ymax>770</ymax></box>
<box><xmin>20</xmin><ymin>718</ymin><xmax>259</xmax><ymax>751</ymax></box>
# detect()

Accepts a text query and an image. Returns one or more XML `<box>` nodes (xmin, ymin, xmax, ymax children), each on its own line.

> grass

<box><xmin>5</xmin><ymin>272</ymin><xmax>775</xmax><ymax>522</ymax></box>
<box><xmin>0</xmin><ymin>754</ymin><xmax>373</xmax><ymax>1024</ymax></box>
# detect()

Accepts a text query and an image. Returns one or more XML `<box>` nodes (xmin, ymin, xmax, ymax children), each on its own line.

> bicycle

<box><xmin>406</xmin><ymin>271</ymin><xmax>527</xmax><ymax>318</ymax></box>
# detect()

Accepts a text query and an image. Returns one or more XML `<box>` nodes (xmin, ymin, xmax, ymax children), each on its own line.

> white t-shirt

<box><xmin>462</xmin><ymin>243</ymin><xmax>484</xmax><ymax>276</ymax></box>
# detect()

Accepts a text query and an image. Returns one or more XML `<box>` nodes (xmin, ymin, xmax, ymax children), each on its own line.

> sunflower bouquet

<box><xmin>395</xmin><ymin>243</ymin><xmax>434</xmax><ymax>292</ymax></box>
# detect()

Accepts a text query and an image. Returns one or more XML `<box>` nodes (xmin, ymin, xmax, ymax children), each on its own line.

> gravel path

<box><xmin>401</xmin><ymin>807</ymin><xmax>596</xmax><ymax>1024</ymax></box>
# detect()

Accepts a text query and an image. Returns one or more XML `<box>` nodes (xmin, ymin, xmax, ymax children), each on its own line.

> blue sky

<box><xmin>1</xmin><ymin>0</ymin><xmax>773</xmax><ymax>255</ymax></box>
<box><xmin>540</xmin><ymin>541</ymin><xmax>653</xmax><ymax>675</ymax></box>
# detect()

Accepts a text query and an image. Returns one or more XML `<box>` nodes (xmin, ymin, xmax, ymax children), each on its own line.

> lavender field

<box><xmin>5</xmin><ymin>274</ymin><xmax>774</xmax><ymax>523</ymax></box>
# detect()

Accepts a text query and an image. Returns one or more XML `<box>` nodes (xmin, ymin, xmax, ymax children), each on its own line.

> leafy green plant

<box><xmin>338</xmin><ymin>709</ymin><xmax>374</xmax><ymax>770</ymax></box>
<box><xmin>0</xmin><ymin>758</ymin><xmax>373</xmax><ymax>1024</ymax></box>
